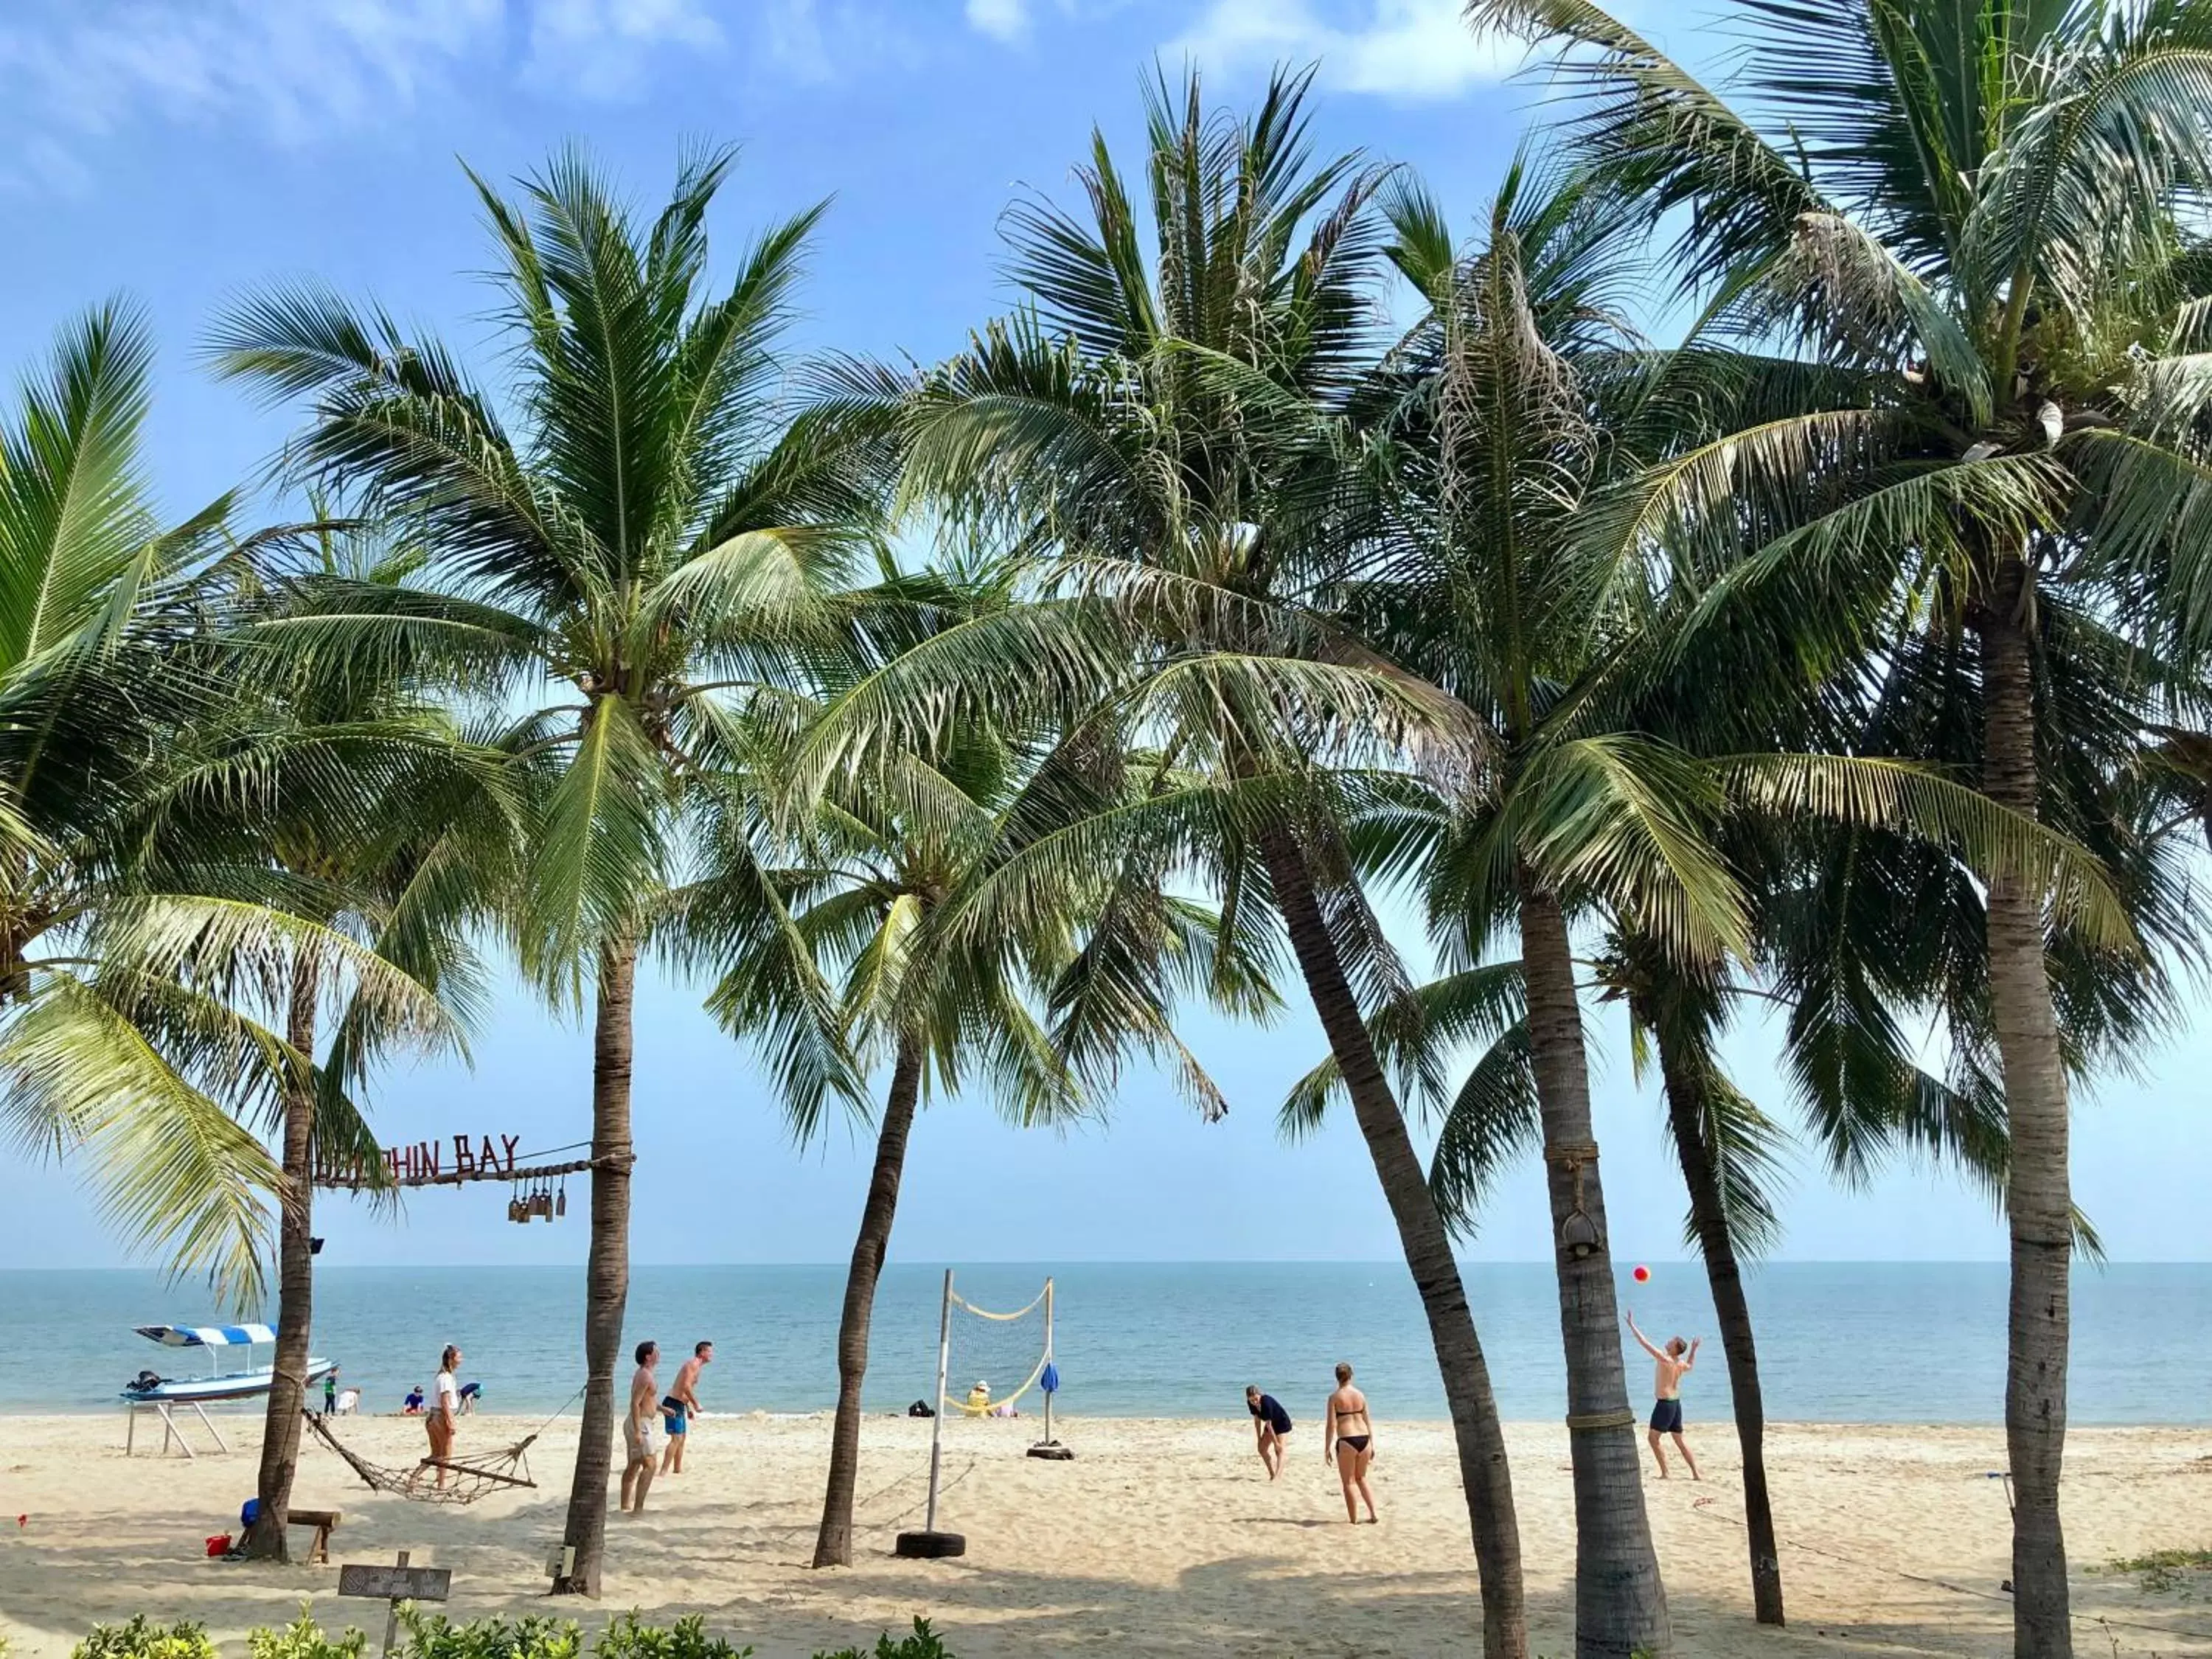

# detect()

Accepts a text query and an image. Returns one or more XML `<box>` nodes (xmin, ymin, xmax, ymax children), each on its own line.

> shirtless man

<box><xmin>1323</xmin><ymin>1362</ymin><xmax>1378</xmax><ymax>1523</ymax></box>
<box><xmin>621</xmin><ymin>1341</ymin><xmax>660</xmax><ymax>1513</ymax></box>
<box><xmin>660</xmin><ymin>1340</ymin><xmax>712</xmax><ymax>1475</ymax></box>
<box><xmin>1626</xmin><ymin>1310</ymin><xmax>1701</xmax><ymax>1480</ymax></box>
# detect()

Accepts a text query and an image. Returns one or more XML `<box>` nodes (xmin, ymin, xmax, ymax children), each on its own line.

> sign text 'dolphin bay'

<box><xmin>314</xmin><ymin>1133</ymin><xmax>524</xmax><ymax>1188</ymax></box>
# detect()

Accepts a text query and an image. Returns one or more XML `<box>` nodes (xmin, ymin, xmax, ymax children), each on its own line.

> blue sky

<box><xmin>2</xmin><ymin>0</ymin><xmax>2207</xmax><ymax>1275</ymax></box>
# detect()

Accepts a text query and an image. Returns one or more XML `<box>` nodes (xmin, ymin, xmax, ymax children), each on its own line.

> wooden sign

<box><xmin>342</xmin><ymin>1551</ymin><xmax>451</xmax><ymax>1658</ymax></box>
<box><xmin>339</xmin><ymin>1562</ymin><xmax>451</xmax><ymax>1601</ymax></box>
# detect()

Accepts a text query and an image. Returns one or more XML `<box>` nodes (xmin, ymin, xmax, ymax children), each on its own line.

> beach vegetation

<box><xmin>810</xmin><ymin>1621</ymin><xmax>952</xmax><ymax>1659</ymax></box>
<box><xmin>211</xmin><ymin>143</ymin><xmax>898</xmax><ymax>1598</ymax></box>
<box><xmin>2098</xmin><ymin>1548</ymin><xmax>2212</xmax><ymax>1596</ymax></box>
<box><xmin>73</xmin><ymin>1617</ymin><xmax>219</xmax><ymax>1659</ymax></box>
<box><xmin>246</xmin><ymin>1607</ymin><xmax>367</xmax><ymax>1659</ymax></box>
<box><xmin>394</xmin><ymin>1610</ymin><xmax>582</xmax><ymax>1659</ymax></box>
<box><xmin>726</xmin><ymin>606</ymin><xmax>1277</xmax><ymax>1568</ymax></box>
<box><xmin>834</xmin><ymin>65</ymin><xmax>1534</xmax><ymax>1655</ymax></box>
<box><xmin>1469</xmin><ymin>1</ymin><xmax>2212</xmax><ymax>1649</ymax></box>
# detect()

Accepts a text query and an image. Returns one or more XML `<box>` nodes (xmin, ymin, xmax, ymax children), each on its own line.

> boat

<box><xmin>122</xmin><ymin>1324</ymin><xmax>335</xmax><ymax>1405</ymax></box>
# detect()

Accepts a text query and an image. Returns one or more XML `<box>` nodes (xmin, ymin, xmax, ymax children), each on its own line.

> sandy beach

<box><xmin>1</xmin><ymin>1412</ymin><xmax>2207</xmax><ymax>1657</ymax></box>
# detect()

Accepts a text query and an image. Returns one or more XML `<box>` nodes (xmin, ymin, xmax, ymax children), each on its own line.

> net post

<box><xmin>924</xmin><ymin>1267</ymin><xmax>952</xmax><ymax>1534</ymax></box>
<box><xmin>1042</xmin><ymin>1278</ymin><xmax>1054</xmax><ymax>1444</ymax></box>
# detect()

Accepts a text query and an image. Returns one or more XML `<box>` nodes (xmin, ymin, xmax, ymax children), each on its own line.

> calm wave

<box><xmin>2</xmin><ymin>1262</ymin><xmax>2202</xmax><ymax>1424</ymax></box>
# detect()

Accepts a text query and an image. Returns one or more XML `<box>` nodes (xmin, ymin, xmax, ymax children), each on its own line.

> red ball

<box><xmin>1632</xmin><ymin>1265</ymin><xmax>1650</xmax><ymax>1283</ymax></box>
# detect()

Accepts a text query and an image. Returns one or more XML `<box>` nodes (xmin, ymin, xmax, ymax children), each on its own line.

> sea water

<box><xmin>0</xmin><ymin>1262</ymin><xmax>2203</xmax><ymax>1424</ymax></box>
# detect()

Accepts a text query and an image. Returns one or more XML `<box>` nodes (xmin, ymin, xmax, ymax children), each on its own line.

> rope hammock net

<box><xmin>302</xmin><ymin>1387</ymin><xmax>582</xmax><ymax>1504</ymax></box>
<box><xmin>941</xmin><ymin>1283</ymin><xmax>1055</xmax><ymax>1417</ymax></box>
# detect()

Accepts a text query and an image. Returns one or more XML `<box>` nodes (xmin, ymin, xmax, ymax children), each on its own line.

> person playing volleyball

<box><xmin>1626</xmin><ymin>1309</ymin><xmax>1701</xmax><ymax>1480</ymax></box>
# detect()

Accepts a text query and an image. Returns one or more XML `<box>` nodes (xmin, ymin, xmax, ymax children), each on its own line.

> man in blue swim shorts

<box><xmin>660</xmin><ymin>1340</ymin><xmax>712</xmax><ymax>1475</ymax></box>
<box><xmin>1627</xmin><ymin>1309</ymin><xmax>1701</xmax><ymax>1480</ymax></box>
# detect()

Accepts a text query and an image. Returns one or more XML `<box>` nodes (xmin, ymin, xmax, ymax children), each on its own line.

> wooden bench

<box><xmin>290</xmin><ymin>1509</ymin><xmax>342</xmax><ymax>1565</ymax></box>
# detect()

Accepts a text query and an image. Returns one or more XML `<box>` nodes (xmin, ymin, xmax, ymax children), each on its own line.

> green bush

<box><xmin>247</xmin><ymin>1608</ymin><xmax>366</xmax><ymax>1659</ymax></box>
<box><xmin>394</xmin><ymin>1610</ymin><xmax>580</xmax><ymax>1659</ymax></box>
<box><xmin>74</xmin><ymin>1618</ymin><xmax>220</xmax><ymax>1659</ymax></box>
<box><xmin>593</xmin><ymin>1615</ymin><xmax>748</xmax><ymax>1659</ymax></box>
<box><xmin>810</xmin><ymin>1619</ymin><xmax>952</xmax><ymax>1659</ymax></box>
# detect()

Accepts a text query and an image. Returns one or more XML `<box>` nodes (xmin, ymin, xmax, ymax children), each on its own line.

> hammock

<box><xmin>304</xmin><ymin>1411</ymin><xmax>538</xmax><ymax>1505</ymax></box>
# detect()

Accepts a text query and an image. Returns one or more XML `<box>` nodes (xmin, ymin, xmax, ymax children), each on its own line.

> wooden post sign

<box><xmin>339</xmin><ymin>1550</ymin><xmax>450</xmax><ymax>1656</ymax></box>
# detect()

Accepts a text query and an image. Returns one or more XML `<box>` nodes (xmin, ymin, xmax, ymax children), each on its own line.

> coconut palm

<box><xmin>0</xmin><ymin>303</ymin><xmax>454</xmax><ymax>1316</ymax></box>
<box><xmin>209</xmin><ymin>145</ymin><xmax>895</xmax><ymax>1595</ymax></box>
<box><xmin>788</xmin><ymin>69</ymin><xmax>1533</xmax><ymax>1655</ymax></box>
<box><xmin>1464</xmin><ymin>6</ymin><xmax>2212</xmax><ymax>1646</ymax></box>
<box><xmin>701</xmin><ymin>591</ymin><xmax>1279</xmax><ymax>1567</ymax></box>
<box><xmin>170</xmin><ymin>523</ymin><xmax>524</xmax><ymax>1562</ymax></box>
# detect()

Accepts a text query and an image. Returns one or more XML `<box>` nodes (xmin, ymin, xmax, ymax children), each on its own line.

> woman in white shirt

<box><xmin>425</xmin><ymin>1344</ymin><xmax>462</xmax><ymax>1488</ymax></box>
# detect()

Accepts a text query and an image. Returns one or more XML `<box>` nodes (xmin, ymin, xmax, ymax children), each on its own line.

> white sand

<box><xmin>1</xmin><ymin>1412</ymin><xmax>2209</xmax><ymax>1656</ymax></box>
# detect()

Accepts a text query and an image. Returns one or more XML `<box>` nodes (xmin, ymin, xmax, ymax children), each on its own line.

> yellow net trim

<box><xmin>943</xmin><ymin>1349</ymin><xmax>1052</xmax><ymax>1417</ymax></box>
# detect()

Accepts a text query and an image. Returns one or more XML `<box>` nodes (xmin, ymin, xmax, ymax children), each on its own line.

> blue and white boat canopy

<box><xmin>135</xmin><ymin>1324</ymin><xmax>276</xmax><ymax>1348</ymax></box>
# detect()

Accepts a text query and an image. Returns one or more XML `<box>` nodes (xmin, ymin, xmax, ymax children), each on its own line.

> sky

<box><xmin>1</xmin><ymin>0</ymin><xmax>2207</xmax><ymax>1276</ymax></box>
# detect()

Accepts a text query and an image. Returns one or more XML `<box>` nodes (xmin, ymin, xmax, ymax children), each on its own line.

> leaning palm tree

<box><xmin>0</xmin><ymin>303</ymin><xmax>451</xmax><ymax>1311</ymax></box>
<box><xmin>790</xmin><ymin>69</ymin><xmax>1533</xmax><ymax>1655</ymax></box>
<box><xmin>174</xmin><ymin>524</ymin><xmax>524</xmax><ymax>1562</ymax></box>
<box><xmin>210</xmin><ymin>145</ymin><xmax>893</xmax><ymax>1595</ymax></box>
<box><xmin>704</xmin><ymin>611</ymin><xmax>1279</xmax><ymax>1568</ymax></box>
<box><xmin>1464</xmin><ymin>7</ymin><xmax>2212</xmax><ymax>1647</ymax></box>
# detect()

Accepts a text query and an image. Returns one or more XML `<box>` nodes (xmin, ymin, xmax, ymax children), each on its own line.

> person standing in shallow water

<box><xmin>1627</xmin><ymin>1309</ymin><xmax>1702</xmax><ymax>1480</ymax></box>
<box><xmin>1245</xmin><ymin>1385</ymin><xmax>1293</xmax><ymax>1479</ymax></box>
<box><xmin>1323</xmin><ymin>1362</ymin><xmax>1377</xmax><ymax>1523</ymax></box>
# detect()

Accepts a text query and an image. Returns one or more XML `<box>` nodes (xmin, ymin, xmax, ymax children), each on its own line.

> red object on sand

<box><xmin>205</xmin><ymin>1534</ymin><xmax>232</xmax><ymax>1557</ymax></box>
<box><xmin>1632</xmin><ymin>1264</ymin><xmax>1650</xmax><ymax>1283</ymax></box>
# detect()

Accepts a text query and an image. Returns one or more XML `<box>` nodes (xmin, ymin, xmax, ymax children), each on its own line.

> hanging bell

<box><xmin>555</xmin><ymin>1181</ymin><xmax>566</xmax><ymax>1219</ymax></box>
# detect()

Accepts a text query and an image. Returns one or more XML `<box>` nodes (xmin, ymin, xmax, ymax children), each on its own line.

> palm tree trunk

<box><xmin>812</xmin><ymin>1031</ymin><xmax>926</xmax><ymax>1568</ymax></box>
<box><xmin>240</xmin><ymin>953</ymin><xmax>321</xmax><ymax>1563</ymax></box>
<box><xmin>1979</xmin><ymin>560</ymin><xmax>2073</xmax><ymax>1659</ymax></box>
<box><xmin>1652</xmin><ymin>1024</ymin><xmax>1783</xmax><ymax>1626</ymax></box>
<box><xmin>1259</xmin><ymin>824</ymin><xmax>1526</xmax><ymax>1659</ymax></box>
<box><xmin>552</xmin><ymin>939</ymin><xmax>638</xmax><ymax>1598</ymax></box>
<box><xmin>1517</xmin><ymin>869</ymin><xmax>1671</xmax><ymax>1658</ymax></box>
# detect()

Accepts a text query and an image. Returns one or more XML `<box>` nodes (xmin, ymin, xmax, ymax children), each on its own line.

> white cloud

<box><xmin>0</xmin><ymin>0</ymin><xmax>743</xmax><ymax>179</ymax></box>
<box><xmin>0</xmin><ymin>0</ymin><xmax>504</xmax><ymax>145</ymax></box>
<box><xmin>526</xmin><ymin>0</ymin><xmax>725</xmax><ymax>99</ymax></box>
<box><xmin>965</xmin><ymin>0</ymin><xmax>1029</xmax><ymax>42</ymax></box>
<box><xmin>1168</xmin><ymin>0</ymin><xmax>1517</xmax><ymax>100</ymax></box>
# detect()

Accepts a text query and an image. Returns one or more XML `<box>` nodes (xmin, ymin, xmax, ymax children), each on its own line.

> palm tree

<box><xmin>1464</xmin><ymin>6</ymin><xmax>2212</xmax><ymax>1646</ymax></box>
<box><xmin>705</xmin><ymin>602</ymin><xmax>1279</xmax><ymax>1567</ymax></box>
<box><xmin>181</xmin><ymin>524</ymin><xmax>521</xmax><ymax>1562</ymax></box>
<box><xmin>0</xmin><ymin>303</ymin><xmax>449</xmax><ymax>1312</ymax></box>
<box><xmin>795</xmin><ymin>70</ymin><xmax>1533</xmax><ymax>1654</ymax></box>
<box><xmin>210</xmin><ymin>146</ymin><xmax>893</xmax><ymax>1595</ymax></box>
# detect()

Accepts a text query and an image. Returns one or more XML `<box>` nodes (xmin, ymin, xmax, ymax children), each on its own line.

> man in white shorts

<box><xmin>621</xmin><ymin>1340</ymin><xmax>660</xmax><ymax>1513</ymax></box>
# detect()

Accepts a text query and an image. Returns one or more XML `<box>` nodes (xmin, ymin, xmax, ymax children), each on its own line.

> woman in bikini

<box><xmin>1324</xmin><ymin>1360</ymin><xmax>1378</xmax><ymax>1523</ymax></box>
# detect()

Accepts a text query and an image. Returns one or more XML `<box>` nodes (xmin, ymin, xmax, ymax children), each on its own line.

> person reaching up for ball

<box><xmin>1625</xmin><ymin>1310</ymin><xmax>1700</xmax><ymax>1480</ymax></box>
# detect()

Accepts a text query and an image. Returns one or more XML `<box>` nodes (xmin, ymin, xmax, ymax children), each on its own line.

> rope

<box><xmin>944</xmin><ymin>1348</ymin><xmax>1053</xmax><ymax>1416</ymax></box>
<box><xmin>950</xmin><ymin>1286</ymin><xmax>1049</xmax><ymax>1322</ymax></box>
<box><xmin>303</xmin><ymin>1402</ymin><xmax>566</xmax><ymax>1506</ymax></box>
<box><xmin>1565</xmin><ymin>1409</ymin><xmax>1638</xmax><ymax>1431</ymax></box>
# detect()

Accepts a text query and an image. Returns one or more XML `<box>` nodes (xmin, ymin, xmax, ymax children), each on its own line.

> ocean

<box><xmin>1</xmin><ymin>1262</ymin><xmax>2203</xmax><ymax>1425</ymax></box>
